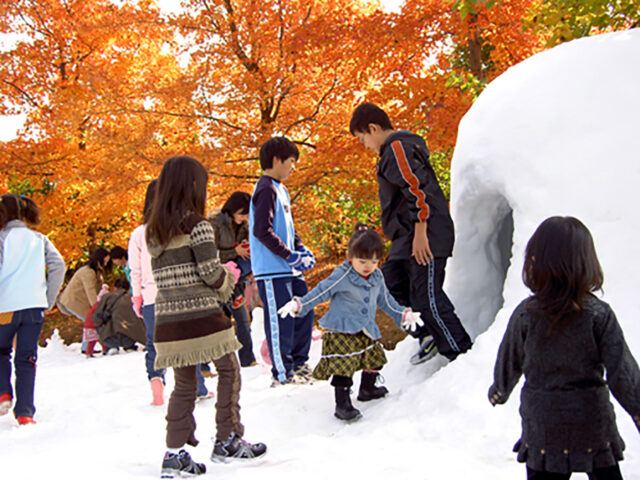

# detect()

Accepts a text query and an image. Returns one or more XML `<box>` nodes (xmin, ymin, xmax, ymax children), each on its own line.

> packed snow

<box><xmin>2</xmin><ymin>29</ymin><xmax>640</xmax><ymax>480</ymax></box>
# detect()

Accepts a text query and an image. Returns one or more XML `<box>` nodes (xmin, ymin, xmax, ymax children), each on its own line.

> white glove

<box><xmin>278</xmin><ymin>298</ymin><xmax>301</xmax><ymax>318</ymax></box>
<box><xmin>401</xmin><ymin>310</ymin><xmax>424</xmax><ymax>332</ymax></box>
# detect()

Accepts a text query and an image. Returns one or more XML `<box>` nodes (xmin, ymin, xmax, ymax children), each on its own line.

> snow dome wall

<box><xmin>446</xmin><ymin>29</ymin><xmax>640</xmax><ymax>343</ymax></box>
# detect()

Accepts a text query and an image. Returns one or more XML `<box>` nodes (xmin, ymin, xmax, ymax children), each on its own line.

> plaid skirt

<box><xmin>313</xmin><ymin>331</ymin><xmax>387</xmax><ymax>380</ymax></box>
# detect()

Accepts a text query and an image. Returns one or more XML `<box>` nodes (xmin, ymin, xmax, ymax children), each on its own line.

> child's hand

<box><xmin>488</xmin><ymin>385</ymin><xmax>505</xmax><ymax>406</ymax></box>
<box><xmin>278</xmin><ymin>298</ymin><xmax>301</xmax><ymax>318</ymax></box>
<box><xmin>97</xmin><ymin>284</ymin><xmax>110</xmax><ymax>301</ymax></box>
<box><xmin>132</xmin><ymin>296</ymin><xmax>143</xmax><ymax>319</ymax></box>
<box><xmin>223</xmin><ymin>261</ymin><xmax>241</xmax><ymax>284</ymax></box>
<box><xmin>287</xmin><ymin>250</ymin><xmax>315</xmax><ymax>271</ymax></box>
<box><xmin>235</xmin><ymin>240</ymin><xmax>250</xmax><ymax>259</ymax></box>
<box><xmin>401</xmin><ymin>310</ymin><xmax>424</xmax><ymax>332</ymax></box>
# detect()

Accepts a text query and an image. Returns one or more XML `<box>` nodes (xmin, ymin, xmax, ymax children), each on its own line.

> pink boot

<box><xmin>150</xmin><ymin>378</ymin><xmax>164</xmax><ymax>406</ymax></box>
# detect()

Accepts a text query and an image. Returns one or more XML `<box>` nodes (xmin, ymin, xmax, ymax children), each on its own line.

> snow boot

<box><xmin>210</xmin><ymin>432</ymin><xmax>267</xmax><ymax>463</ymax></box>
<box><xmin>160</xmin><ymin>450</ymin><xmax>206</xmax><ymax>478</ymax></box>
<box><xmin>0</xmin><ymin>393</ymin><xmax>12</xmax><ymax>416</ymax></box>
<box><xmin>150</xmin><ymin>377</ymin><xmax>164</xmax><ymax>406</ymax></box>
<box><xmin>17</xmin><ymin>416</ymin><xmax>36</xmax><ymax>425</ymax></box>
<box><xmin>334</xmin><ymin>387</ymin><xmax>362</xmax><ymax>422</ymax></box>
<box><xmin>357</xmin><ymin>371</ymin><xmax>388</xmax><ymax>402</ymax></box>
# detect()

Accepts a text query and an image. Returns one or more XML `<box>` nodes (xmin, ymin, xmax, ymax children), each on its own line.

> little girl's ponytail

<box><xmin>347</xmin><ymin>222</ymin><xmax>384</xmax><ymax>259</ymax></box>
<box><xmin>20</xmin><ymin>196</ymin><xmax>41</xmax><ymax>226</ymax></box>
<box><xmin>0</xmin><ymin>194</ymin><xmax>41</xmax><ymax>227</ymax></box>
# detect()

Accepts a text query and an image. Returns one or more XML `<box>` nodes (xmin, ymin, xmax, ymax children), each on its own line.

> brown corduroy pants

<box><xmin>166</xmin><ymin>353</ymin><xmax>244</xmax><ymax>448</ymax></box>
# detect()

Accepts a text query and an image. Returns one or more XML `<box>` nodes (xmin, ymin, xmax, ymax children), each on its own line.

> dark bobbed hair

<box><xmin>523</xmin><ymin>216</ymin><xmax>603</xmax><ymax>327</ymax></box>
<box><xmin>222</xmin><ymin>191</ymin><xmax>251</xmax><ymax>216</ymax></box>
<box><xmin>114</xmin><ymin>276</ymin><xmax>130</xmax><ymax>291</ymax></box>
<box><xmin>259</xmin><ymin>136</ymin><xmax>299</xmax><ymax>170</ymax></box>
<box><xmin>142</xmin><ymin>179</ymin><xmax>158</xmax><ymax>223</ymax></box>
<box><xmin>349</xmin><ymin>102</ymin><xmax>393</xmax><ymax>135</ymax></box>
<box><xmin>347</xmin><ymin>222</ymin><xmax>384</xmax><ymax>260</ymax></box>
<box><xmin>146</xmin><ymin>156</ymin><xmax>209</xmax><ymax>246</ymax></box>
<box><xmin>88</xmin><ymin>247</ymin><xmax>111</xmax><ymax>272</ymax></box>
<box><xmin>110</xmin><ymin>246</ymin><xmax>127</xmax><ymax>261</ymax></box>
<box><xmin>0</xmin><ymin>193</ymin><xmax>41</xmax><ymax>229</ymax></box>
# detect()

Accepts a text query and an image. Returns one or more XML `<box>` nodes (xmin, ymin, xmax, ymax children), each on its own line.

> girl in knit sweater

<box><xmin>145</xmin><ymin>156</ymin><xmax>266</xmax><ymax>478</ymax></box>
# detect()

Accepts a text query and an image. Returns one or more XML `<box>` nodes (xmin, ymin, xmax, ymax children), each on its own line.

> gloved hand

<box><xmin>278</xmin><ymin>298</ymin><xmax>301</xmax><ymax>318</ymax></box>
<box><xmin>401</xmin><ymin>309</ymin><xmax>424</xmax><ymax>333</ymax></box>
<box><xmin>132</xmin><ymin>296</ymin><xmax>143</xmax><ymax>319</ymax></box>
<box><xmin>287</xmin><ymin>250</ymin><xmax>315</xmax><ymax>271</ymax></box>
<box><xmin>97</xmin><ymin>284</ymin><xmax>110</xmax><ymax>301</ymax></box>
<box><xmin>223</xmin><ymin>261</ymin><xmax>241</xmax><ymax>283</ymax></box>
<box><xmin>488</xmin><ymin>385</ymin><xmax>506</xmax><ymax>406</ymax></box>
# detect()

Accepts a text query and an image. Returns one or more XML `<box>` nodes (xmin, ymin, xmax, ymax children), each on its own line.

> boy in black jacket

<box><xmin>349</xmin><ymin>102</ymin><xmax>472</xmax><ymax>364</ymax></box>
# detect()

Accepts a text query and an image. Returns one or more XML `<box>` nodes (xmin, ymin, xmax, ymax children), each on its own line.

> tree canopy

<box><xmin>0</xmin><ymin>0</ymin><xmax>635</xmax><ymax>261</ymax></box>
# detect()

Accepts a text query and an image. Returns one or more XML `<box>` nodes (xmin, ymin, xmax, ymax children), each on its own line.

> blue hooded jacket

<box><xmin>294</xmin><ymin>261</ymin><xmax>407</xmax><ymax>339</ymax></box>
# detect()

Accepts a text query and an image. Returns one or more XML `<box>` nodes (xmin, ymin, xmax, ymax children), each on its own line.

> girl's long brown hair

<box><xmin>523</xmin><ymin>216</ymin><xmax>603</xmax><ymax>329</ymax></box>
<box><xmin>146</xmin><ymin>156</ymin><xmax>208</xmax><ymax>246</ymax></box>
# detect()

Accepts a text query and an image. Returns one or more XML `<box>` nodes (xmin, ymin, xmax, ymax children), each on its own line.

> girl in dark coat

<box><xmin>489</xmin><ymin>216</ymin><xmax>640</xmax><ymax>480</ymax></box>
<box><xmin>210</xmin><ymin>191</ymin><xmax>256</xmax><ymax>367</ymax></box>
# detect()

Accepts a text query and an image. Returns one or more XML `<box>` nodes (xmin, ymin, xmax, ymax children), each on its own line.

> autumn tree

<box><xmin>526</xmin><ymin>0</ymin><xmax>640</xmax><ymax>46</ymax></box>
<box><xmin>0</xmin><ymin>0</ymin><xmax>186</xmax><ymax>261</ymax></box>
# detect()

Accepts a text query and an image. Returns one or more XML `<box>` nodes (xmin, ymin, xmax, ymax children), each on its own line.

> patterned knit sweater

<box><xmin>147</xmin><ymin>214</ymin><xmax>240</xmax><ymax>369</ymax></box>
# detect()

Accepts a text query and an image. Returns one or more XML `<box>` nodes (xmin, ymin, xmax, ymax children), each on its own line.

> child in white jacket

<box><xmin>0</xmin><ymin>193</ymin><xmax>65</xmax><ymax>425</ymax></box>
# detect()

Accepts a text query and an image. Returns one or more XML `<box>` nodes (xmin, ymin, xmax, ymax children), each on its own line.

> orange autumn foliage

<box><xmin>1</xmin><ymin>0</ymin><xmax>547</xmax><ymax>263</ymax></box>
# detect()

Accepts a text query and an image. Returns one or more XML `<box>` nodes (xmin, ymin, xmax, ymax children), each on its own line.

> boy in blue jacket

<box><xmin>349</xmin><ymin>103</ymin><xmax>472</xmax><ymax>364</ymax></box>
<box><xmin>249</xmin><ymin>136</ymin><xmax>316</xmax><ymax>385</ymax></box>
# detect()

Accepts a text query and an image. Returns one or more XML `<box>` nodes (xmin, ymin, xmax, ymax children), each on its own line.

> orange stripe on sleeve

<box><xmin>390</xmin><ymin>140</ymin><xmax>430</xmax><ymax>222</ymax></box>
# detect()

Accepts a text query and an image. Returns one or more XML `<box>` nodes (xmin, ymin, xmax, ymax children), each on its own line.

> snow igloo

<box><xmin>446</xmin><ymin>29</ymin><xmax>640</xmax><ymax>341</ymax></box>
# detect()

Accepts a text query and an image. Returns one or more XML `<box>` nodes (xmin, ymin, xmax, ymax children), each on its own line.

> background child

<box><xmin>350</xmin><ymin>102</ymin><xmax>472</xmax><ymax>365</ymax></box>
<box><xmin>488</xmin><ymin>216</ymin><xmax>640</xmax><ymax>480</ymax></box>
<box><xmin>0</xmin><ymin>193</ymin><xmax>66</xmax><ymax>425</ymax></box>
<box><xmin>128</xmin><ymin>179</ymin><xmax>167</xmax><ymax>405</ymax></box>
<box><xmin>93</xmin><ymin>276</ymin><xmax>146</xmax><ymax>355</ymax></box>
<box><xmin>211</xmin><ymin>191</ymin><xmax>257</xmax><ymax>367</ymax></box>
<box><xmin>82</xmin><ymin>283</ymin><xmax>109</xmax><ymax>357</ymax></box>
<box><xmin>249</xmin><ymin>136</ymin><xmax>316</xmax><ymax>385</ymax></box>
<box><xmin>146</xmin><ymin>156</ymin><xmax>266</xmax><ymax>478</ymax></box>
<box><xmin>279</xmin><ymin>223</ymin><xmax>423</xmax><ymax>421</ymax></box>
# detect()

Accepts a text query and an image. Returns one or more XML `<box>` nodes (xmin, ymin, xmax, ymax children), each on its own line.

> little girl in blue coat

<box><xmin>279</xmin><ymin>223</ymin><xmax>422</xmax><ymax>421</ymax></box>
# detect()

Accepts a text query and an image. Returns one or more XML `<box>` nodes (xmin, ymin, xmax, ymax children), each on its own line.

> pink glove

<box><xmin>224</xmin><ymin>261</ymin><xmax>241</xmax><ymax>284</ymax></box>
<box><xmin>132</xmin><ymin>295</ymin><xmax>143</xmax><ymax>319</ymax></box>
<box><xmin>97</xmin><ymin>284</ymin><xmax>110</xmax><ymax>301</ymax></box>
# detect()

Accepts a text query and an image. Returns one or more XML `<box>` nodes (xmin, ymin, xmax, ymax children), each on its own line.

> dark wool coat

<box><xmin>489</xmin><ymin>295</ymin><xmax>640</xmax><ymax>474</ymax></box>
<box><xmin>147</xmin><ymin>214</ymin><xmax>240</xmax><ymax>369</ymax></box>
<box><xmin>93</xmin><ymin>288</ymin><xmax>146</xmax><ymax>345</ymax></box>
<box><xmin>211</xmin><ymin>210</ymin><xmax>249</xmax><ymax>264</ymax></box>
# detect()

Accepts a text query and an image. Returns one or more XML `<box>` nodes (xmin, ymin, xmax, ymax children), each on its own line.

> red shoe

<box><xmin>231</xmin><ymin>295</ymin><xmax>244</xmax><ymax>309</ymax></box>
<box><xmin>0</xmin><ymin>393</ymin><xmax>11</xmax><ymax>416</ymax></box>
<box><xmin>17</xmin><ymin>416</ymin><xmax>36</xmax><ymax>425</ymax></box>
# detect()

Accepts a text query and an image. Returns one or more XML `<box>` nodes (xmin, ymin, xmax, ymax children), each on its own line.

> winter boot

<box><xmin>17</xmin><ymin>416</ymin><xmax>36</xmax><ymax>425</ymax></box>
<box><xmin>210</xmin><ymin>432</ymin><xmax>267</xmax><ymax>463</ymax></box>
<box><xmin>150</xmin><ymin>378</ymin><xmax>164</xmax><ymax>406</ymax></box>
<box><xmin>0</xmin><ymin>393</ymin><xmax>12</xmax><ymax>416</ymax></box>
<box><xmin>334</xmin><ymin>387</ymin><xmax>362</xmax><ymax>422</ymax></box>
<box><xmin>357</xmin><ymin>371</ymin><xmax>389</xmax><ymax>402</ymax></box>
<box><xmin>161</xmin><ymin>450</ymin><xmax>206</xmax><ymax>478</ymax></box>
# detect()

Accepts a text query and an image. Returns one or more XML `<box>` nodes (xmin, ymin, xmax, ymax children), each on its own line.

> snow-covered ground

<box><xmin>2</xmin><ymin>28</ymin><xmax>640</xmax><ymax>480</ymax></box>
<box><xmin>1</xmin><ymin>305</ymin><xmax>638</xmax><ymax>479</ymax></box>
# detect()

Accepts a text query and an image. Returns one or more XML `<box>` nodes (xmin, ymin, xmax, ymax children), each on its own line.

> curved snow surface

<box><xmin>2</xmin><ymin>30</ymin><xmax>640</xmax><ymax>479</ymax></box>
